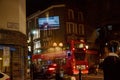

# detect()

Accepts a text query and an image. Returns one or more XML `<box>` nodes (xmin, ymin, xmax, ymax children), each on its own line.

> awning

<box><xmin>32</xmin><ymin>51</ymin><xmax>66</xmax><ymax>60</ymax></box>
<box><xmin>86</xmin><ymin>50</ymin><xmax>98</xmax><ymax>54</ymax></box>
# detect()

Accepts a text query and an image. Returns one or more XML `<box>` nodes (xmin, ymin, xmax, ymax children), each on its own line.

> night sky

<box><xmin>26</xmin><ymin>0</ymin><xmax>84</xmax><ymax>17</ymax></box>
<box><xmin>26</xmin><ymin>0</ymin><xmax>50</xmax><ymax>16</ymax></box>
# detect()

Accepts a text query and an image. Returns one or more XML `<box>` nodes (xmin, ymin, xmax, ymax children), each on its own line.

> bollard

<box><xmin>71</xmin><ymin>76</ymin><xmax>76</xmax><ymax>80</ymax></box>
<box><xmin>79</xmin><ymin>69</ymin><xmax>82</xmax><ymax>80</ymax></box>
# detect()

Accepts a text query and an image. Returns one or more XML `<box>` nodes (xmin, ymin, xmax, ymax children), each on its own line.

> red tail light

<box><xmin>53</xmin><ymin>63</ymin><xmax>57</xmax><ymax>66</ymax></box>
<box><xmin>48</xmin><ymin>67</ymin><xmax>55</xmax><ymax>71</ymax></box>
<box><xmin>6</xmin><ymin>78</ymin><xmax>10</xmax><ymax>80</ymax></box>
<box><xmin>83</xmin><ymin>48</ymin><xmax>86</xmax><ymax>51</ymax></box>
<box><xmin>72</xmin><ymin>48</ymin><xmax>75</xmax><ymax>50</ymax></box>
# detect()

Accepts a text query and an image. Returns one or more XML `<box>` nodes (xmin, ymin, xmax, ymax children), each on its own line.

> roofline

<box><xmin>27</xmin><ymin>4</ymin><xmax>66</xmax><ymax>20</ymax></box>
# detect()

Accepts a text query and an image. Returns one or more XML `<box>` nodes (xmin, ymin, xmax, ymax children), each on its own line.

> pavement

<box><xmin>66</xmin><ymin>70</ymin><xmax>103</xmax><ymax>80</ymax></box>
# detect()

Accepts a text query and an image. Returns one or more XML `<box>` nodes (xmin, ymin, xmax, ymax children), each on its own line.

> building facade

<box><xmin>26</xmin><ymin>3</ymin><xmax>85</xmax><ymax>73</ymax></box>
<box><xmin>83</xmin><ymin>0</ymin><xmax>120</xmax><ymax>60</ymax></box>
<box><xmin>27</xmin><ymin>4</ymin><xmax>85</xmax><ymax>53</ymax></box>
<box><xmin>0</xmin><ymin>0</ymin><xmax>27</xmax><ymax>80</ymax></box>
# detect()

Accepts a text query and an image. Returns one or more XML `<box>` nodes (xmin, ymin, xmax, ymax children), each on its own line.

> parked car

<box><xmin>45</xmin><ymin>63</ymin><xmax>58</xmax><ymax>78</ymax></box>
<box><xmin>0</xmin><ymin>72</ymin><xmax>10</xmax><ymax>80</ymax></box>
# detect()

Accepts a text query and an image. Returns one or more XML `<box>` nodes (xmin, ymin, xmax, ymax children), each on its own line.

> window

<box><xmin>78</xmin><ymin>12</ymin><xmax>84</xmax><ymax>22</ymax></box>
<box><xmin>107</xmin><ymin>25</ymin><xmax>112</xmax><ymax>30</ymax></box>
<box><xmin>34</xmin><ymin>41</ymin><xmax>41</xmax><ymax>49</ymax></box>
<box><xmin>33</xmin><ymin>29</ymin><xmax>40</xmax><ymax>40</ymax></box>
<box><xmin>78</xmin><ymin>24</ymin><xmax>84</xmax><ymax>35</ymax></box>
<box><xmin>74</xmin><ymin>49</ymin><xmax>86</xmax><ymax>60</ymax></box>
<box><xmin>43</xmin><ymin>30</ymin><xmax>47</xmax><ymax>37</ymax></box>
<box><xmin>66</xmin><ymin>22</ymin><xmax>74</xmax><ymax>34</ymax></box>
<box><xmin>66</xmin><ymin>22</ymin><xmax>78</xmax><ymax>34</ymax></box>
<box><xmin>28</xmin><ymin>46</ymin><xmax>31</xmax><ymax>52</ymax></box>
<box><xmin>48</xmin><ymin>30</ymin><xmax>52</xmax><ymax>36</ymax></box>
<box><xmin>43</xmin><ymin>41</ymin><xmax>48</xmax><ymax>47</ymax></box>
<box><xmin>66</xmin><ymin>22</ymin><xmax>70</xmax><ymax>34</ymax></box>
<box><xmin>74</xmin><ymin>23</ymin><xmax>77</xmax><ymax>34</ymax></box>
<box><xmin>68</xmin><ymin>9</ymin><xmax>74</xmax><ymax>20</ymax></box>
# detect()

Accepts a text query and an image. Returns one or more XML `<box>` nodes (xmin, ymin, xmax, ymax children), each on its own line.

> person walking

<box><xmin>102</xmin><ymin>40</ymin><xmax>120</xmax><ymax>80</ymax></box>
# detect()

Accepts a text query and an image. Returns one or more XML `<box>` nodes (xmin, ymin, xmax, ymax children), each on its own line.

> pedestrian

<box><xmin>55</xmin><ymin>68</ymin><xmax>61</xmax><ymax>80</ymax></box>
<box><xmin>102</xmin><ymin>40</ymin><xmax>120</xmax><ymax>80</ymax></box>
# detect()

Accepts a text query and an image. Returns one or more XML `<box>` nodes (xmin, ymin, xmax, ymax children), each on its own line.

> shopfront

<box><xmin>0</xmin><ymin>30</ymin><xmax>27</xmax><ymax>80</ymax></box>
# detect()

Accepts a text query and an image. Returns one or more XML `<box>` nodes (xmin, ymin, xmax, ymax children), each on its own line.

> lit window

<box><xmin>34</xmin><ymin>41</ymin><xmax>41</xmax><ymax>49</ymax></box>
<box><xmin>79</xmin><ymin>43</ymin><xmax>84</xmax><ymax>48</ymax></box>
<box><xmin>33</xmin><ymin>29</ymin><xmax>40</xmax><ymax>39</ymax></box>
<box><xmin>28</xmin><ymin>46</ymin><xmax>31</xmax><ymax>52</ymax></box>
<box><xmin>108</xmin><ymin>25</ymin><xmax>112</xmax><ymax>30</ymax></box>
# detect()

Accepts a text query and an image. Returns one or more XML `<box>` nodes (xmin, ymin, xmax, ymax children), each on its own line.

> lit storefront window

<box><xmin>34</xmin><ymin>41</ymin><xmax>41</xmax><ymax>49</ymax></box>
<box><xmin>33</xmin><ymin>29</ymin><xmax>40</xmax><ymax>40</ymax></box>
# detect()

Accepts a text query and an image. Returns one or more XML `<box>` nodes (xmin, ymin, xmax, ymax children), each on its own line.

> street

<box><xmin>32</xmin><ymin>71</ymin><xmax>103</xmax><ymax>80</ymax></box>
<box><xmin>82</xmin><ymin>73</ymin><xmax>103</xmax><ymax>80</ymax></box>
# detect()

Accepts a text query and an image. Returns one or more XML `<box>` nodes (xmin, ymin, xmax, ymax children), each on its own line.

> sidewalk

<box><xmin>66</xmin><ymin>70</ymin><xmax>104</xmax><ymax>80</ymax></box>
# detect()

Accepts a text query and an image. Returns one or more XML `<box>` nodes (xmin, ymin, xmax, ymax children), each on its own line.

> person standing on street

<box><xmin>102</xmin><ymin>40</ymin><xmax>120</xmax><ymax>80</ymax></box>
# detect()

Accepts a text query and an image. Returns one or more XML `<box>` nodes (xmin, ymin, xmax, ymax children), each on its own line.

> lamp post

<box><xmin>79</xmin><ymin>68</ymin><xmax>82</xmax><ymax>80</ymax></box>
<box><xmin>30</xmin><ymin>32</ymin><xmax>33</xmax><ymax>80</ymax></box>
<box><xmin>30</xmin><ymin>30</ymin><xmax>36</xmax><ymax>80</ymax></box>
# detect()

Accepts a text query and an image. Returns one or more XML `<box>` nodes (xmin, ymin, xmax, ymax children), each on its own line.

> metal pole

<box><xmin>30</xmin><ymin>33</ymin><xmax>34</xmax><ymax>80</ymax></box>
<box><xmin>79</xmin><ymin>69</ymin><xmax>82</xmax><ymax>80</ymax></box>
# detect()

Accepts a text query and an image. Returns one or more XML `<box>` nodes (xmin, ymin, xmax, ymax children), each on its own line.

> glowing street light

<box><xmin>86</xmin><ymin>45</ymin><xmax>89</xmax><ymax>49</ymax></box>
<box><xmin>53</xmin><ymin>42</ymin><xmax>57</xmax><ymax>47</ymax></box>
<box><xmin>59</xmin><ymin>42</ymin><xmax>63</xmax><ymax>47</ymax></box>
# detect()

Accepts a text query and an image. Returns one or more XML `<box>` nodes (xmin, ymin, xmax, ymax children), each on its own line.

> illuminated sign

<box><xmin>38</xmin><ymin>16</ymin><xmax>60</xmax><ymax>30</ymax></box>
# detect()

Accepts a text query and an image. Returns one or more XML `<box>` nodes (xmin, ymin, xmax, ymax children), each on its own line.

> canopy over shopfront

<box><xmin>86</xmin><ymin>49</ymin><xmax>98</xmax><ymax>54</ymax></box>
<box><xmin>32</xmin><ymin>51</ymin><xmax>66</xmax><ymax>61</ymax></box>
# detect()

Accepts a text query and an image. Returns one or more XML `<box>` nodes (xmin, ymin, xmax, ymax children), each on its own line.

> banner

<box><xmin>3</xmin><ymin>47</ymin><xmax>10</xmax><ymax>67</ymax></box>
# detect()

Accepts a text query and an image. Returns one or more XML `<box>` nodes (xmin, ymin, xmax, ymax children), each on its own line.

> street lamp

<box><xmin>29</xmin><ymin>30</ymin><xmax>36</xmax><ymax>80</ymax></box>
<box><xmin>86</xmin><ymin>45</ymin><xmax>89</xmax><ymax>49</ymax></box>
<box><xmin>59</xmin><ymin>42</ymin><xmax>63</xmax><ymax>51</ymax></box>
<box><xmin>53</xmin><ymin>42</ymin><xmax>57</xmax><ymax>52</ymax></box>
<box><xmin>59</xmin><ymin>42</ymin><xmax>63</xmax><ymax>47</ymax></box>
<box><xmin>53</xmin><ymin>42</ymin><xmax>64</xmax><ymax>51</ymax></box>
<box><xmin>53</xmin><ymin>42</ymin><xmax>57</xmax><ymax>47</ymax></box>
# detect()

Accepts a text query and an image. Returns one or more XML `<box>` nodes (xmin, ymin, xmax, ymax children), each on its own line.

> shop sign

<box><xmin>3</xmin><ymin>47</ymin><xmax>10</xmax><ymax>67</ymax></box>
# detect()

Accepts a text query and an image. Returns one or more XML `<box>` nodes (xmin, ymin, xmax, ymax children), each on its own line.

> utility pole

<box><xmin>30</xmin><ymin>32</ymin><xmax>34</xmax><ymax>80</ymax></box>
<box><xmin>79</xmin><ymin>69</ymin><xmax>82</xmax><ymax>80</ymax></box>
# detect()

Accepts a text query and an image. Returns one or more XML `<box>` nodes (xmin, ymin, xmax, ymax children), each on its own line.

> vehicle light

<box><xmin>83</xmin><ymin>48</ymin><xmax>86</xmax><ymax>51</ymax></box>
<box><xmin>53</xmin><ymin>63</ymin><xmax>57</xmax><ymax>66</ymax></box>
<box><xmin>48</xmin><ymin>67</ymin><xmax>55</xmax><ymax>71</ymax></box>
<box><xmin>81</xmin><ymin>70</ymin><xmax>88</xmax><ymax>74</ymax></box>
<box><xmin>6</xmin><ymin>78</ymin><xmax>10</xmax><ymax>80</ymax></box>
<box><xmin>86</xmin><ymin>65</ymin><xmax>88</xmax><ymax>68</ymax></box>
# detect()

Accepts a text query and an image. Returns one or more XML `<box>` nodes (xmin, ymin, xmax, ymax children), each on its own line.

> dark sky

<box><xmin>26</xmin><ymin>0</ymin><xmax>50</xmax><ymax>16</ymax></box>
<box><xmin>26</xmin><ymin>0</ymin><xmax>65</xmax><ymax>17</ymax></box>
<box><xmin>26</xmin><ymin>0</ymin><xmax>84</xmax><ymax>17</ymax></box>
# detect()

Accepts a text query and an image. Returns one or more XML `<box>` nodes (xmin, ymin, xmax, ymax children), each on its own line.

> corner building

<box><xmin>27</xmin><ymin>3</ymin><xmax>85</xmax><ymax>68</ymax></box>
<box><xmin>0</xmin><ymin>0</ymin><xmax>27</xmax><ymax>80</ymax></box>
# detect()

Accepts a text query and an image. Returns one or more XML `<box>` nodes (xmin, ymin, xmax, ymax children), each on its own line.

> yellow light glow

<box><xmin>59</xmin><ymin>42</ymin><xmax>63</xmax><ymax>47</ymax></box>
<box><xmin>53</xmin><ymin>42</ymin><xmax>57</xmax><ymax>47</ymax></box>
